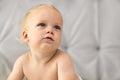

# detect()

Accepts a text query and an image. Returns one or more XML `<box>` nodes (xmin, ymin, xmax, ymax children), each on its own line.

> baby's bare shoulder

<box><xmin>7</xmin><ymin>53</ymin><xmax>29</xmax><ymax>80</ymax></box>
<box><xmin>56</xmin><ymin>50</ymin><xmax>73</xmax><ymax>63</ymax></box>
<box><xmin>56</xmin><ymin>50</ymin><xmax>79</xmax><ymax>80</ymax></box>
<box><xmin>15</xmin><ymin>52</ymin><xmax>29</xmax><ymax>65</ymax></box>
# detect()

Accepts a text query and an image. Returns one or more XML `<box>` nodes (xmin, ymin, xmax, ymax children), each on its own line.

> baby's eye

<box><xmin>37</xmin><ymin>23</ymin><xmax>46</xmax><ymax>27</ymax></box>
<box><xmin>54</xmin><ymin>25</ymin><xmax>61</xmax><ymax>30</ymax></box>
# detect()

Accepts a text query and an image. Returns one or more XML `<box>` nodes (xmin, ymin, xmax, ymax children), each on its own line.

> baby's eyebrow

<box><xmin>54</xmin><ymin>21</ymin><xmax>62</xmax><ymax>25</ymax></box>
<box><xmin>38</xmin><ymin>20</ymin><xmax>46</xmax><ymax>22</ymax></box>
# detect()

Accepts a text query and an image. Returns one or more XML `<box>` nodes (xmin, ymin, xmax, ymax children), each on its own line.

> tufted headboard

<box><xmin>0</xmin><ymin>0</ymin><xmax>120</xmax><ymax>80</ymax></box>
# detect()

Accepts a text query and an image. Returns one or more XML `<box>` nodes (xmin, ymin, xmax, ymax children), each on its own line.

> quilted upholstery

<box><xmin>0</xmin><ymin>0</ymin><xmax>120</xmax><ymax>80</ymax></box>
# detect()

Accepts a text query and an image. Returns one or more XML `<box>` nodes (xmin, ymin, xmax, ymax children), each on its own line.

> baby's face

<box><xmin>24</xmin><ymin>6</ymin><xmax>63</xmax><ymax>52</ymax></box>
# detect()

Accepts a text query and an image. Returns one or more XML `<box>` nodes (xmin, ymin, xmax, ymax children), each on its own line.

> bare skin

<box><xmin>7</xmin><ymin>4</ymin><xmax>80</xmax><ymax>80</ymax></box>
<box><xmin>8</xmin><ymin>49</ymin><xmax>79</xmax><ymax>80</ymax></box>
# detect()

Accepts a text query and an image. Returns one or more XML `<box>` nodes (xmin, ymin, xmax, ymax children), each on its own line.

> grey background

<box><xmin>0</xmin><ymin>0</ymin><xmax>120</xmax><ymax>80</ymax></box>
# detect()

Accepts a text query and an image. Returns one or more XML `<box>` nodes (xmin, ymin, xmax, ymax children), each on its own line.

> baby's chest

<box><xmin>23</xmin><ymin>63</ymin><xmax>58</xmax><ymax>80</ymax></box>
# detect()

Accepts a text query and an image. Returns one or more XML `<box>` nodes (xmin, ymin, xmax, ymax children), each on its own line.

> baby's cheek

<box><xmin>55</xmin><ymin>38</ymin><xmax>61</xmax><ymax>48</ymax></box>
<box><xmin>40</xmin><ymin>33</ymin><xmax>45</xmax><ymax>38</ymax></box>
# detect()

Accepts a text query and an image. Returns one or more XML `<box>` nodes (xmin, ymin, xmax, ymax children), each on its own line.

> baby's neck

<box><xmin>29</xmin><ymin>49</ymin><xmax>58</xmax><ymax>64</ymax></box>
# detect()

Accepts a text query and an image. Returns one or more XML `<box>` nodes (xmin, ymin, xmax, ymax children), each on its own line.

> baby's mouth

<box><xmin>43</xmin><ymin>37</ymin><xmax>54</xmax><ymax>41</ymax></box>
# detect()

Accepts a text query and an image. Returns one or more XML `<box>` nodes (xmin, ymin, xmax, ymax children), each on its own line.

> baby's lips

<box><xmin>43</xmin><ymin>36</ymin><xmax>54</xmax><ymax>41</ymax></box>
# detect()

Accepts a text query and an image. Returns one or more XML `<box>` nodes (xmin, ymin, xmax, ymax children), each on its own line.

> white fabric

<box><xmin>0</xmin><ymin>0</ymin><xmax>120</xmax><ymax>80</ymax></box>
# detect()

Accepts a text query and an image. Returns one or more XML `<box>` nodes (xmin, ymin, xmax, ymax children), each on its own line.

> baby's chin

<box><xmin>39</xmin><ymin>43</ymin><xmax>58</xmax><ymax>52</ymax></box>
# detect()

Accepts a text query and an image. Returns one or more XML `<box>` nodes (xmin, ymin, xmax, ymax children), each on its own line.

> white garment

<box><xmin>78</xmin><ymin>75</ymin><xmax>83</xmax><ymax>80</ymax></box>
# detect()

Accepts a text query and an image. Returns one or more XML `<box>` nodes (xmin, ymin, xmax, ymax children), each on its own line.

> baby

<box><xmin>7</xmin><ymin>4</ymin><xmax>80</xmax><ymax>80</ymax></box>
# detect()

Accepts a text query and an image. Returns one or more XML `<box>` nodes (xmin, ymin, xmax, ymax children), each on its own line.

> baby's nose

<box><xmin>46</xmin><ymin>27</ymin><xmax>54</xmax><ymax>34</ymax></box>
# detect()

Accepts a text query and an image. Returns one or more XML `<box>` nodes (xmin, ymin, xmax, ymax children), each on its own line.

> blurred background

<box><xmin>0</xmin><ymin>0</ymin><xmax>120</xmax><ymax>80</ymax></box>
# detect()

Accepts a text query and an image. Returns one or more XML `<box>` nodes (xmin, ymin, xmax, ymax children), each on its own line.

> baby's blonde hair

<box><xmin>21</xmin><ymin>4</ymin><xmax>63</xmax><ymax>33</ymax></box>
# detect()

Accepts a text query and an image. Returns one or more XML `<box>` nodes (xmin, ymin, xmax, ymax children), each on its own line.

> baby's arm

<box><xmin>7</xmin><ymin>56</ymin><xmax>24</xmax><ymax>80</ymax></box>
<box><xmin>58</xmin><ymin>52</ymin><xmax>80</xmax><ymax>80</ymax></box>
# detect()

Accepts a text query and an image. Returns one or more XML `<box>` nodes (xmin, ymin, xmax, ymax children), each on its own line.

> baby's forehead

<box><xmin>26</xmin><ymin>5</ymin><xmax>61</xmax><ymax>20</ymax></box>
<box><xmin>29</xmin><ymin>5</ymin><xmax>59</xmax><ymax>14</ymax></box>
<box><xmin>22</xmin><ymin>5</ymin><xmax>63</xmax><ymax>27</ymax></box>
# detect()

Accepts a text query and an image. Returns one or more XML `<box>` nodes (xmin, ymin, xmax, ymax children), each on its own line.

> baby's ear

<box><xmin>22</xmin><ymin>31</ymin><xmax>29</xmax><ymax>43</ymax></box>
